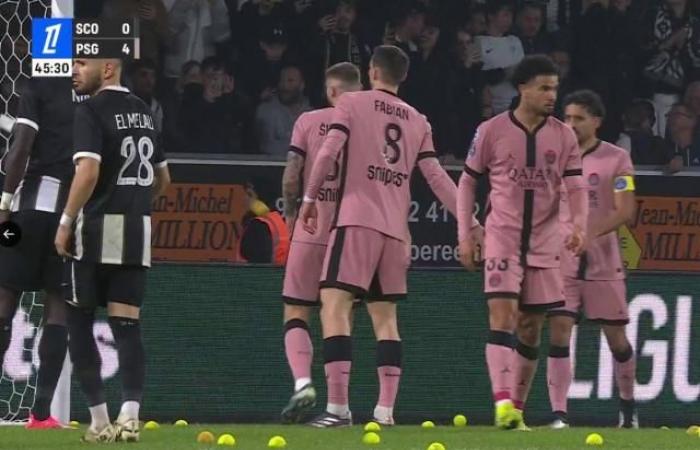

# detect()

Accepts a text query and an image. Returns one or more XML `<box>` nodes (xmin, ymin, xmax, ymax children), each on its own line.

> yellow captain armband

<box><xmin>614</xmin><ymin>175</ymin><xmax>635</xmax><ymax>192</ymax></box>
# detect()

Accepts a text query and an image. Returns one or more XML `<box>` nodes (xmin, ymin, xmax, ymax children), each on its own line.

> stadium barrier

<box><xmin>52</xmin><ymin>265</ymin><xmax>697</xmax><ymax>426</ymax></box>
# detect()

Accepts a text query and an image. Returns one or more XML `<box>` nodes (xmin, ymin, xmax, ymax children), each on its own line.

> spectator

<box><xmin>617</xmin><ymin>99</ymin><xmax>673</xmax><ymax>165</ymax></box>
<box><xmin>162</xmin><ymin>0</ymin><xmax>230</xmax><ymax>81</ymax></box>
<box><xmin>642</xmin><ymin>0</ymin><xmax>700</xmax><ymax>136</ymax></box>
<box><xmin>178</xmin><ymin>57</ymin><xmax>255</xmax><ymax>153</ymax></box>
<box><xmin>255</xmin><ymin>65</ymin><xmax>312</xmax><ymax>157</ymax></box>
<box><xmin>408</xmin><ymin>13</ymin><xmax>453</xmax><ymax>151</ymax></box>
<box><xmin>306</xmin><ymin>0</ymin><xmax>371</xmax><ymax>105</ymax></box>
<box><xmin>667</xmin><ymin>103</ymin><xmax>700</xmax><ymax>170</ymax></box>
<box><xmin>683</xmin><ymin>80</ymin><xmax>700</xmax><ymax>114</ymax></box>
<box><xmin>570</xmin><ymin>0</ymin><xmax>637</xmax><ymax>140</ymax></box>
<box><xmin>464</xmin><ymin>5</ymin><xmax>488</xmax><ymax>37</ymax></box>
<box><xmin>515</xmin><ymin>2</ymin><xmax>552</xmax><ymax>54</ymax></box>
<box><xmin>443</xmin><ymin>27</ymin><xmax>486</xmax><ymax>161</ymax></box>
<box><xmin>476</xmin><ymin>0</ymin><xmax>524</xmax><ymax>115</ymax></box>
<box><xmin>129</xmin><ymin>59</ymin><xmax>164</xmax><ymax>135</ymax></box>
<box><xmin>236</xmin><ymin>0</ymin><xmax>296</xmax><ymax>61</ymax></box>
<box><xmin>162</xmin><ymin>60</ymin><xmax>200</xmax><ymax>153</ymax></box>
<box><xmin>387</xmin><ymin>1</ymin><xmax>427</xmax><ymax>100</ymax></box>
<box><xmin>550</xmin><ymin>47</ymin><xmax>575</xmax><ymax>117</ymax></box>
<box><xmin>239</xmin><ymin>23</ymin><xmax>296</xmax><ymax>102</ymax></box>
<box><xmin>101</xmin><ymin>0</ymin><xmax>169</xmax><ymax>66</ymax></box>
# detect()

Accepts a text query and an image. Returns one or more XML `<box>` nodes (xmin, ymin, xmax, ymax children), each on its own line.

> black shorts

<box><xmin>65</xmin><ymin>260</ymin><xmax>147</xmax><ymax>308</ymax></box>
<box><xmin>0</xmin><ymin>210</ymin><xmax>62</xmax><ymax>292</ymax></box>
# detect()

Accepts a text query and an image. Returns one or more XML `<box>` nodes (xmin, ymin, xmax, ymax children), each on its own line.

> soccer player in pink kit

<box><xmin>280</xmin><ymin>62</ymin><xmax>362</xmax><ymax>423</ymax></box>
<box><xmin>457</xmin><ymin>55</ymin><xmax>588</xmax><ymax>429</ymax></box>
<box><xmin>546</xmin><ymin>90</ymin><xmax>638</xmax><ymax>429</ymax></box>
<box><xmin>299</xmin><ymin>45</ymin><xmax>469</xmax><ymax>427</ymax></box>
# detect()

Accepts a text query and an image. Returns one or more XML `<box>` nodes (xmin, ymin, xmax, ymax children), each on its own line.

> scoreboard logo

<box><xmin>31</xmin><ymin>18</ymin><xmax>72</xmax><ymax>59</ymax></box>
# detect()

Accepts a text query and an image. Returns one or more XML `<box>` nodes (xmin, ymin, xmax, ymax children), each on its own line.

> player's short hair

<box><xmin>564</xmin><ymin>90</ymin><xmax>606</xmax><ymax>118</ymax></box>
<box><xmin>371</xmin><ymin>45</ymin><xmax>409</xmax><ymax>85</ymax></box>
<box><xmin>511</xmin><ymin>55</ymin><xmax>559</xmax><ymax>87</ymax></box>
<box><xmin>325</xmin><ymin>62</ymin><xmax>360</xmax><ymax>86</ymax></box>
<box><xmin>201</xmin><ymin>56</ymin><xmax>224</xmax><ymax>73</ymax></box>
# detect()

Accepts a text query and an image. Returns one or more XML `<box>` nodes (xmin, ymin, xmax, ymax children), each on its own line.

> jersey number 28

<box><xmin>117</xmin><ymin>136</ymin><xmax>154</xmax><ymax>186</ymax></box>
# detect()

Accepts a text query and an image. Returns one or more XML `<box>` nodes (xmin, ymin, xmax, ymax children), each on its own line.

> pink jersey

<box><xmin>305</xmin><ymin>89</ymin><xmax>455</xmax><ymax>242</ymax></box>
<box><xmin>290</xmin><ymin>108</ymin><xmax>338</xmax><ymax>245</ymax></box>
<box><xmin>560</xmin><ymin>140</ymin><xmax>634</xmax><ymax>280</ymax></box>
<box><xmin>464</xmin><ymin>111</ymin><xmax>583</xmax><ymax>268</ymax></box>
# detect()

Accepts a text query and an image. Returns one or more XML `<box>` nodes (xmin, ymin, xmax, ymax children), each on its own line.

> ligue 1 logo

<box><xmin>31</xmin><ymin>18</ymin><xmax>72</xmax><ymax>59</ymax></box>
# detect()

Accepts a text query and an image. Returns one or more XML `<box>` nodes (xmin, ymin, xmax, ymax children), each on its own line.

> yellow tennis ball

<box><xmin>69</xmin><ymin>420</ymin><xmax>79</xmax><ymax>428</ymax></box>
<box><xmin>217</xmin><ymin>434</ymin><xmax>236</xmax><ymax>446</ymax></box>
<box><xmin>428</xmin><ymin>442</ymin><xmax>446</xmax><ymax>450</ymax></box>
<box><xmin>453</xmin><ymin>414</ymin><xmax>467</xmax><ymax>427</ymax></box>
<box><xmin>197</xmin><ymin>431</ymin><xmax>215</xmax><ymax>444</ymax></box>
<box><xmin>364</xmin><ymin>422</ymin><xmax>381</xmax><ymax>432</ymax></box>
<box><xmin>421</xmin><ymin>420</ymin><xmax>436</xmax><ymax>429</ymax></box>
<box><xmin>660</xmin><ymin>426</ymin><xmax>670</xmax><ymax>430</ymax></box>
<box><xmin>268</xmin><ymin>435</ymin><xmax>287</xmax><ymax>448</ymax></box>
<box><xmin>362</xmin><ymin>432</ymin><xmax>381</xmax><ymax>445</ymax></box>
<box><xmin>174</xmin><ymin>419</ymin><xmax>188</xmax><ymax>427</ymax></box>
<box><xmin>250</xmin><ymin>200</ymin><xmax>270</xmax><ymax>216</ymax></box>
<box><xmin>687</xmin><ymin>425</ymin><xmax>700</xmax><ymax>435</ymax></box>
<box><xmin>144</xmin><ymin>421</ymin><xmax>159</xmax><ymax>430</ymax></box>
<box><xmin>585</xmin><ymin>433</ymin><xmax>604</xmax><ymax>446</ymax></box>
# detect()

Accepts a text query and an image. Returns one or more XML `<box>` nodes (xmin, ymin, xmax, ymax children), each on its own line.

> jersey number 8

<box><xmin>117</xmin><ymin>136</ymin><xmax>154</xmax><ymax>186</ymax></box>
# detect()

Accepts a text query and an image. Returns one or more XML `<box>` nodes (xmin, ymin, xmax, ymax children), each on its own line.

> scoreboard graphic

<box><xmin>31</xmin><ymin>18</ymin><xmax>140</xmax><ymax>77</ymax></box>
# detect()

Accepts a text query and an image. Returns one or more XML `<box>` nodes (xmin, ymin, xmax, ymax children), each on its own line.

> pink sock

<box><xmin>377</xmin><ymin>366</ymin><xmax>402</xmax><ymax>408</ymax></box>
<box><xmin>547</xmin><ymin>353</ymin><xmax>572</xmax><ymax>414</ymax></box>
<box><xmin>486</xmin><ymin>338</ymin><xmax>514</xmax><ymax>401</ymax></box>
<box><xmin>325</xmin><ymin>361</ymin><xmax>351</xmax><ymax>406</ymax></box>
<box><xmin>284</xmin><ymin>325</ymin><xmax>313</xmax><ymax>383</ymax></box>
<box><xmin>614</xmin><ymin>352</ymin><xmax>636</xmax><ymax>401</ymax></box>
<box><xmin>512</xmin><ymin>344</ymin><xmax>539</xmax><ymax>410</ymax></box>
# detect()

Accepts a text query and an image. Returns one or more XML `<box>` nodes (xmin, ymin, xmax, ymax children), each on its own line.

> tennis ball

<box><xmin>250</xmin><ymin>200</ymin><xmax>270</xmax><ymax>216</ymax></box>
<box><xmin>453</xmin><ymin>414</ymin><xmax>467</xmax><ymax>427</ymax></box>
<box><xmin>660</xmin><ymin>426</ymin><xmax>670</xmax><ymax>430</ymax></box>
<box><xmin>217</xmin><ymin>434</ymin><xmax>236</xmax><ymax>446</ymax></box>
<box><xmin>686</xmin><ymin>425</ymin><xmax>700</xmax><ymax>435</ymax></box>
<box><xmin>144</xmin><ymin>421</ymin><xmax>159</xmax><ymax>430</ymax></box>
<box><xmin>197</xmin><ymin>431</ymin><xmax>216</xmax><ymax>444</ymax></box>
<box><xmin>268</xmin><ymin>435</ymin><xmax>287</xmax><ymax>448</ymax></box>
<box><xmin>362</xmin><ymin>432</ymin><xmax>381</xmax><ymax>445</ymax></box>
<box><xmin>585</xmin><ymin>433</ymin><xmax>604</xmax><ymax>446</ymax></box>
<box><xmin>428</xmin><ymin>442</ymin><xmax>446</xmax><ymax>450</ymax></box>
<box><xmin>364</xmin><ymin>422</ymin><xmax>381</xmax><ymax>432</ymax></box>
<box><xmin>174</xmin><ymin>419</ymin><xmax>188</xmax><ymax>427</ymax></box>
<box><xmin>421</xmin><ymin>420</ymin><xmax>436</xmax><ymax>429</ymax></box>
<box><xmin>69</xmin><ymin>420</ymin><xmax>79</xmax><ymax>428</ymax></box>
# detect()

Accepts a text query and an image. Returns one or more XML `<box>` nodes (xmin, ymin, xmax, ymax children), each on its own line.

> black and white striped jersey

<box><xmin>9</xmin><ymin>78</ymin><xmax>76</xmax><ymax>213</ymax></box>
<box><xmin>72</xmin><ymin>86</ymin><xmax>166</xmax><ymax>268</ymax></box>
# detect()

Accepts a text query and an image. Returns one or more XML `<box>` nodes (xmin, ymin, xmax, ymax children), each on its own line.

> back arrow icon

<box><xmin>3</xmin><ymin>230</ymin><xmax>13</xmax><ymax>239</ymax></box>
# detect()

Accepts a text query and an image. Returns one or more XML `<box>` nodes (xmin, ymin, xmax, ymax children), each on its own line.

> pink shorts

<box><xmin>282</xmin><ymin>241</ymin><xmax>327</xmax><ymax>305</ymax></box>
<box><xmin>549</xmin><ymin>277</ymin><xmax>629</xmax><ymax>325</ymax></box>
<box><xmin>321</xmin><ymin>226</ymin><xmax>409</xmax><ymax>301</ymax></box>
<box><xmin>484</xmin><ymin>257</ymin><xmax>564</xmax><ymax>311</ymax></box>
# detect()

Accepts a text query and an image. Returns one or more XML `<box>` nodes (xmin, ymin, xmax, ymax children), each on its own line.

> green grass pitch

<box><xmin>1</xmin><ymin>424</ymin><xmax>698</xmax><ymax>450</ymax></box>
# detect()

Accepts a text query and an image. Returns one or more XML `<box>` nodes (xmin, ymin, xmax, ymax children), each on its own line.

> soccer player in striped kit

<box><xmin>55</xmin><ymin>58</ymin><xmax>170</xmax><ymax>443</ymax></box>
<box><xmin>546</xmin><ymin>90</ymin><xmax>638</xmax><ymax>429</ymax></box>
<box><xmin>0</xmin><ymin>78</ymin><xmax>78</xmax><ymax>428</ymax></box>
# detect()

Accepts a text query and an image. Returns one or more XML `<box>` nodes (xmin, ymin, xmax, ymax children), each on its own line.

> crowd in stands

<box><xmin>5</xmin><ymin>0</ymin><xmax>700</xmax><ymax>169</ymax></box>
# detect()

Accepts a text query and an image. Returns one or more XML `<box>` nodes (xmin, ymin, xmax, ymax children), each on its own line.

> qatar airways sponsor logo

<box><xmin>507</xmin><ymin>166</ymin><xmax>556</xmax><ymax>189</ymax></box>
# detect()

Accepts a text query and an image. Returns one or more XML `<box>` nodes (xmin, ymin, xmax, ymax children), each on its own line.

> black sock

<box><xmin>67</xmin><ymin>307</ymin><xmax>105</xmax><ymax>406</ymax></box>
<box><xmin>109</xmin><ymin>317</ymin><xmax>146</xmax><ymax>403</ymax></box>
<box><xmin>0</xmin><ymin>317</ymin><xmax>11</xmax><ymax>359</ymax></box>
<box><xmin>376</xmin><ymin>340</ymin><xmax>402</xmax><ymax>368</ymax></box>
<box><xmin>32</xmin><ymin>324</ymin><xmax>68</xmax><ymax>420</ymax></box>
